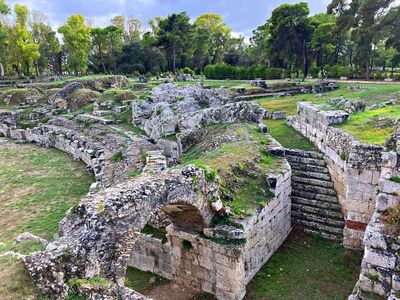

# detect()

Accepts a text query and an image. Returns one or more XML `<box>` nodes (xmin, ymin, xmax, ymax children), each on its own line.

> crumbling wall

<box><xmin>128</xmin><ymin>160</ymin><xmax>292</xmax><ymax>300</ymax></box>
<box><xmin>349</xmin><ymin>151</ymin><xmax>400</xmax><ymax>300</ymax></box>
<box><xmin>289</xmin><ymin>102</ymin><xmax>384</xmax><ymax>249</ymax></box>
<box><xmin>0</xmin><ymin>117</ymin><xmax>158</xmax><ymax>188</ymax></box>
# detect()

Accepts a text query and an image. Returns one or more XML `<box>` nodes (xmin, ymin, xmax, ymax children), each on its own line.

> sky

<box><xmin>6</xmin><ymin>0</ymin><xmax>332</xmax><ymax>37</ymax></box>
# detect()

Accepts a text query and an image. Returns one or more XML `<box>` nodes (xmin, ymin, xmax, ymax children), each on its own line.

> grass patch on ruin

<box><xmin>246</xmin><ymin>230</ymin><xmax>362</xmax><ymax>300</ymax></box>
<box><xmin>0</xmin><ymin>139</ymin><xmax>93</xmax><ymax>299</ymax></box>
<box><xmin>335</xmin><ymin>104</ymin><xmax>400</xmax><ymax>145</ymax></box>
<box><xmin>180</xmin><ymin>123</ymin><xmax>284</xmax><ymax>217</ymax></box>
<box><xmin>98</xmin><ymin>88</ymin><xmax>136</xmax><ymax>103</ymax></box>
<box><xmin>255</xmin><ymin>82</ymin><xmax>400</xmax><ymax>116</ymax></box>
<box><xmin>264</xmin><ymin>119</ymin><xmax>316</xmax><ymax>151</ymax></box>
<box><xmin>124</xmin><ymin>267</ymin><xmax>170</xmax><ymax>293</ymax></box>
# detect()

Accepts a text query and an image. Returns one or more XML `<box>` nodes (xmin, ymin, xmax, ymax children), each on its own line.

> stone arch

<box><xmin>24</xmin><ymin>166</ymin><xmax>218</xmax><ymax>299</ymax></box>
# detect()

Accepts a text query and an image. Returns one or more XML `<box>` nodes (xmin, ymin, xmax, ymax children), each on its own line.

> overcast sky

<box><xmin>6</xmin><ymin>0</ymin><xmax>332</xmax><ymax>37</ymax></box>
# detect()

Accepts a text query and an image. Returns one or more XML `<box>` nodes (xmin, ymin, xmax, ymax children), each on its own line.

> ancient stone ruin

<box><xmin>0</xmin><ymin>77</ymin><xmax>399</xmax><ymax>300</ymax></box>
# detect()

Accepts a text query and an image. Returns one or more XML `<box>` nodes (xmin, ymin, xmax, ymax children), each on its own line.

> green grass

<box><xmin>255</xmin><ymin>82</ymin><xmax>400</xmax><ymax>116</ymax></box>
<box><xmin>246</xmin><ymin>231</ymin><xmax>362</xmax><ymax>300</ymax></box>
<box><xmin>180</xmin><ymin>123</ymin><xmax>284</xmax><ymax>217</ymax></box>
<box><xmin>0</xmin><ymin>139</ymin><xmax>93</xmax><ymax>299</ymax></box>
<box><xmin>98</xmin><ymin>88</ymin><xmax>136</xmax><ymax>103</ymax></box>
<box><xmin>264</xmin><ymin>119</ymin><xmax>316</xmax><ymax>151</ymax></box>
<box><xmin>336</xmin><ymin>104</ymin><xmax>400</xmax><ymax>145</ymax></box>
<box><xmin>124</xmin><ymin>267</ymin><xmax>170</xmax><ymax>293</ymax></box>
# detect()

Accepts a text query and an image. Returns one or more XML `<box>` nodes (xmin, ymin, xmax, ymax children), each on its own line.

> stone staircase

<box><xmin>143</xmin><ymin>150</ymin><xmax>167</xmax><ymax>173</ymax></box>
<box><xmin>284</xmin><ymin>149</ymin><xmax>345</xmax><ymax>241</ymax></box>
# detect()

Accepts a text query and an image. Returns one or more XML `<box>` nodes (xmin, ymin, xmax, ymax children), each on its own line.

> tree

<box><xmin>104</xmin><ymin>25</ymin><xmax>123</xmax><ymax>74</ymax></box>
<box><xmin>11</xmin><ymin>4</ymin><xmax>40</xmax><ymax>76</ymax></box>
<box><xmin>266</xmin><ymin>2</ymin><xmax>312</xmax><ymax>77</ymax></box>
<box><xmin>0</xmin><ymin>0</ymin><xmax>10</xmax><ymax>77</ymax></box>
<box><xmin>195</xmin><ymin>13</ymin><xmax>232</xmax><ymax>64</ymax></box>
<box><xmin>328</xmin><ymin>0</ymin><xmax>398</xmax><ymax>79</ymax></box>
<box><xmin>156</xmin><ymin>12</ymin><xmax>193</xmax><ymax>73</ymax></box>
<box><xmin>125</xmin><ymin>17</ymin><xmax>142</xmax><ymax>43</ymax></box>
<box><xmin>58</xmin><ymin>14</ymin><xmax>91</xmax><ymax>74</ymax></box>
<box><xmin>91</xmin><ymin>27</ymin><xmax>108</xmax><ymax>73</ymax></box>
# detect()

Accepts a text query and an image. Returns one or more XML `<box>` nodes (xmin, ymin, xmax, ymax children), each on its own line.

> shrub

<box><xmin>111</xmin><ymin>151</ymin><xmax>123</xmax><ymax>162</ymax></box>
<box><xmin>309</xmin><ymin>66</ymin><xmax>320</xmax><ymax>78</ymax></box>
<box><xmin>389</xmin><ymin>176</ymin><xmax>400</xmax><ymax>183</ymax></box>
<box><xmin>204</xmin><ymin>64</ymin><xmax>285</xmax><ymax>80</ymax></box>
<box><xmin>182</xmin><ymin>240</ymin><xmax>193</xmax><ymax>251</ymax></box>
<box><xmin>182</xmin><ymin>67</ymin><xmax>195</xmax><ymax>75</ymax></box>
<box><xmin>382</xmin><ymin>205</ymin><xmax>400</xmax><ymax>224</ymax></box>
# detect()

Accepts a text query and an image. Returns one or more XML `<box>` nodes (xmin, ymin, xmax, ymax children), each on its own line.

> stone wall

<box><xmin>0</xmin><ymin>118</ymin><xmax>158</xmax><ymax>188</ymax></box>
<box><xmin>288</xmin><ymin>102</ymin><xmax>384</xmax><ymax>249</ymax></box>
<box><xmin>128</xmin><ymin>159</ymin><xmax>292</xmax><ymax>300</ymax></box>
<box><xmin>349</xmin><ymin>151</ymin><xmax>400</xmax><ymax>300</ymax></box>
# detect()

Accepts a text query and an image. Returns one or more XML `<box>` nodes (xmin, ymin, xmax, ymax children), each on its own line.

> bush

<box><xmin>204</xmin><ymin>64</ymin><xmax>285</xmax><ymax>80</ymax></box>
<box><xmin>324</xmin><ymin>64</ymin><xmax>352</xmax><ymax>79</ymax></box>
<box><xmin>309</xmin><ymin>66</ymin><xmax>320</xmax><ymax>78</ymax></box>
<box><xmin>182</xmin><ymin>67</ymin><xmax>195</xmax><ymax>75</ymax></box>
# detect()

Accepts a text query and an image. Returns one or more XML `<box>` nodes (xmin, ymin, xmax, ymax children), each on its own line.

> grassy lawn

<box><xmin>0</xmin><ymin>139</ymin><xmax>93</xmax><ymax>300</ymax></box>
<box><xmin>246</xmin><ymin>230</ymin><xmax>362</xmax><ymax>300</ymax></box>
<box><xmin>264</xmin><ymin>119</ymin><xmax>316</xmax><ymax>151</ymax></box>
<box><xmin>336</xmin><ymin>104</ymin><xmax>400</xmax><ymax>145</ymax></box>
<box><xmin>255</xmin><ymin>82</ymin><xmax>400</xmax><ymax>116</ymax></box>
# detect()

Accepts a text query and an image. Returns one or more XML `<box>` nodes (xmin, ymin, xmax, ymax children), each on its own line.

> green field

<box><xmin>0</xmin><ymin>139</ymin><xmax>93</xmax><ymax>300</ymax></box>
<box><xmin>246</xmin><ymin>230</ymin><xmax>362</xmax><ymax>300</ymax></box>
<box><xmin>255</xmin><ymin>82</ymin><xmax>400</xmax><ymax>145</ymax></box>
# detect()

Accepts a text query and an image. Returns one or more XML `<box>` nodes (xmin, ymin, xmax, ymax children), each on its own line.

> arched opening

<box><xmin>162</xmin><ymin>203</ymin><xmax>205</xmax><ymax>233</ymax></box>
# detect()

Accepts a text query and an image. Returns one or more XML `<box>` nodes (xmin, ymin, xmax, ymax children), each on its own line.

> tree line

<box><xmin>0</xmin><ymin>0</ymin><xmax>399</xmax><ymax>79</ymax></box>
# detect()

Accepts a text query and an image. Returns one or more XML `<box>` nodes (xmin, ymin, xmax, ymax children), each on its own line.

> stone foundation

<box><xmin>129</xmin><ymin>160</ymin><xmax>292</xmax><ymax>300</ymax></box>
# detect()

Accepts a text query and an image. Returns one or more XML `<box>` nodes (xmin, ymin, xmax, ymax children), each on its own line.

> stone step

<box><xmin>303</xmin><ymin>228</ymin><xmax>343</xmax><ymax>242</ymax></box>
<box><xmin>292</xmin><ymin>183</ymin><xmax>337</xmax><ymax>196</ymax></box>
<box><xmin>289</xmin><ymin>163</ymin><xmax>329</xmax><ymax>174</ymax></box>
<box><xmin>292</xmin><ymin>204</ymin><xmax>343</xmax><ymax>219</ymax></box>
<box><xmin>291</xmin><ymin>196</ymin><xmax>342</xmax><ymax>211</ymax></box>
<box><xmin>292</xmin><ymin>211</ymin><xmax>345</xmax><ymax>227</ymax></box>
<box><xmin>292</xmin><ymin>218</ymin><xmax>344</xmax><ymax>235</ymax></box>
<box><xmin>285</xmin><ymin>155</ymin><xmax>326</xmax><ymax>167</ymax></box>
<box><xmin>284</xmin><ymin>149</ymin><xmax>323</xmax><ymax>160</ymax></box>
<box><xmin>292</xmin><ymin>176</ymin><xmax>334</xmax><ymax>188</ymax></box>
<box><xmin>292</xmin><ymin>190</ymin><xmax>339</xmax><ymax>203</ymax></box>
<box><xmin>292</xmin><ymin>170</ymin><xmax>331</xmax><ymax>181</ymax></box>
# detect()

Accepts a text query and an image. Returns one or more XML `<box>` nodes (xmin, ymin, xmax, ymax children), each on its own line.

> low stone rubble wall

<box><xmin>0</xmin><ymin>118</ymin><xmax>158</xmax><ymax>188</ymax></box>
<box><xmin>288</xmin><ymin>102</ymin><xmax>384</xmax><ymax>249</ymax></box>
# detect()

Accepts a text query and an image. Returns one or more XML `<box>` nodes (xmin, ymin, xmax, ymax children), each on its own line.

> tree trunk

<box><xmin>303</xmin><ymin>40</ymin><xmax>308</xmax><ymax>78</ymax></box>
<box><xmin>98</xmin><ymin>44</ymin><xmax>107</xmax><ymax>74</ymax></box>
<box><xmin>365</xmin><ymin>59</ymin><xmax>370</xmax><ymax>80</ymax></box>
<box><xmin>172</xmin><ymin>46</ymin><xmax>176</xmax><ymax>74</ymax></box>
<box><xmin>0</xmin><ymin>61</ymin><xmax>4</xmax><ymax>78</ymax></box>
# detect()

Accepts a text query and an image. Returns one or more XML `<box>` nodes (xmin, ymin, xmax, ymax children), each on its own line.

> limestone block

<box><xmin>380</xmin><ymin>179</ymin><xmax>400</xmax><ymax>195</ymax></box>
<box><xmin>364</xmin><ymin>249</ymin><xmax>396</xmax><ymax>269</ymax></box>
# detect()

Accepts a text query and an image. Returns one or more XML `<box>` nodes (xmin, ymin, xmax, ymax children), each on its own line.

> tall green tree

<box><xmin>195</xmin><ymin>13</ymin><xmax>232</xmax><ymax>65</ymax></box>
<box><xmin>156</xmin><ymin>12</ymin><xmax>193</xmax><ymax>73</ymax></box>
<box><xmin>0</xmin><ymin>0</ymin><xmax>10</xmax><ymax>77</ymax></box>
<box><xmin>58</xmin><ymin>14</ymin><xmax>91</xmax><ymax>74</ymax></box>
<box><xmin>104</xmin><ymin>25</ymin><xmax>123</xmax><ymax>74</ymax></box>
<box><xmin>266</xmin><ymin>2</ymin><xmax>312</xmax><ymax>77</ymax></box>
<box><xmin>328</xmin><ymin>0</ymin><xmax>398</xmax><ymax>79</ymax></box>
<box><xmin>91</xmin><ymin>27</ymin><xmax>108</xmax><ymax>73</ymax></box>
<box><xmin>11</xmin><ymin>4</ymin><xmax>40</xmax><ymax>76</ymax></box>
